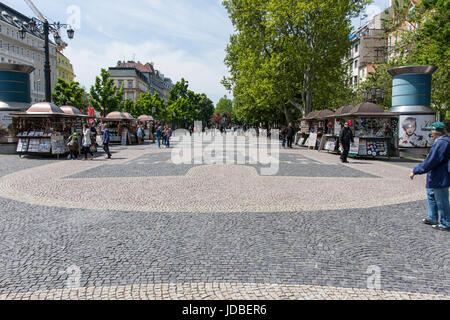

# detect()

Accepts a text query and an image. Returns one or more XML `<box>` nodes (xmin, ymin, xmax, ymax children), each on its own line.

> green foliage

<box><xmin>52</xmin><ymin>79</ymin><xmax>87</xmax><ymax>111</ymax></box>
<box><xmin>222</xmin><ymin>0</ymin><xmax>367</xmax><ymax>125</ymax></box>
<box><xmin>89</xmin><ymin>69</ymin><xmax>124</xmax><ymax>117</ymax></box>
<box><xmin>366</xmin><ymin>0</ymin><xmax>449</xmax><ymax>119</ymax></box>
<box><xmin>165</xmin><ymin>78</ymin><xmax>215</xmax><ymax>127</ymax></box>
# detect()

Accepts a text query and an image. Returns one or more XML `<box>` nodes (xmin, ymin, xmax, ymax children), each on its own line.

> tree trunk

<box><xmin>283</xmin><ymin>105</ymin><xmax>294</xmax><ymax>125</ymax></box>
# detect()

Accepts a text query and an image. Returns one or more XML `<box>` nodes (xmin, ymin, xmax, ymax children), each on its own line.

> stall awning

<box><xmin>339</xmin><ymin>102</ymin><xmax>399</xmax><ymax>117</ymax></box>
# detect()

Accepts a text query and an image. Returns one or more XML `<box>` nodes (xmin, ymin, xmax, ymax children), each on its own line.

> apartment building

<box><xmin>386</xmin><ymin>0</ymin><xmax>421</xmax><ymax>61</ymax></box>
<box><xmin>113</xmin><ymin>61</ymin><xmax>174</xmax><ymax>102</ymax></box>
<box><xmin>0</xmin><ymin>2</ymin><xmax>57</xmax><ymax>103</ymax></box>
<box><xmin>348</xmin><ymin>8</ymin><xmax>391</xmax><ymax>87</ymax></box>
<box><xmin>108</xmin><ymin>66</ymin><xmax>151</xmax><ymax>102</ymax></box>
<box><xmin>56</xmin><ymin>51</ymin><xmax>75</xmax><ymax>83</ymax></box>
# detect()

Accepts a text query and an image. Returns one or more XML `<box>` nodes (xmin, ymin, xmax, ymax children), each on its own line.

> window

<box><xmin>354</xmin><ymin>59</ymin><xmax>358</xmax><ymax>69</ymax></box>
<box><xmin>354</xmin><ymin>76</ymin><xmax>358</xmax><ymax>85</ymax></box>
<box><xmin>0</xmin><ymin>40</ymin><xmax>2</xmax><ymax>48</ymax></box>
<box><xmin>355</xmin><ymin>44</ymin><xmax>359</xmax><ymax>53</ymax></box>
<box><xmin>127</xmin><ymin>92</ymin><xmax>134</xmax><ymax>100</ymax></box>
<box><xmin>128</xmin><ymin>80</ymin><xmax>133</xmax><ymax>88</ymax></box>
<box><xmin>118</xmin><ymin>80</ymin><xmax>123</xmax><ymax>88</ymax></box>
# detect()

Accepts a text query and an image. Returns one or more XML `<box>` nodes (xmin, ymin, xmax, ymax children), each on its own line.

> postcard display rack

<box><xmin>348</xmin><ymin>117</ymin><xmax>398</xmax><ymax>158</ymax></box>
<box><xmin>16</xmin><ymin>131</ymin><xmax>68</xmax><ymax>155</ymax></box>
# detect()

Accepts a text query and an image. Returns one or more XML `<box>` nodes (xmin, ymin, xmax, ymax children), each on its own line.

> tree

<box><xmin>222</xmin><ymin>0</ymin><xmax>367</xmax><ymax>124</ymax></box>
<box><xmin>215</xmin><ymin>96</ymin><xmax>233</xmax><ymax>114</ymax></box>
<box><xmin>89</xmin><ymin>68</ymin><xmax>124</xmax><ymax>117</ymax></box>
<box><xmin>366</xmin><ymin>0</ymin><xmax>449</xmax><ymax>120</ymax></box>
<box><xmin>52</xmin><ymin>79</ymin><xmax>86</xmax><ymax>110</ymax></box>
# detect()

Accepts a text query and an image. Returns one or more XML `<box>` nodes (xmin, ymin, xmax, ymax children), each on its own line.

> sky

<box><xmin>4</xmin><ymin>0</ymin><xmax>390</xmax><ymax>105</ymax></box>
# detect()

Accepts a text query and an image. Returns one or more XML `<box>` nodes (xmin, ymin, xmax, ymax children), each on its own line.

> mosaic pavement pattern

<box><xmin>0</xmin><ymin>138</ymin><xmax>448</xmax><ymax>300</ymax></box>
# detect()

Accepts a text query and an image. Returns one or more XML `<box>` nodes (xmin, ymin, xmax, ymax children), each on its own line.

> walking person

<box><xmin>137</xmin><ymin>125</ymin><xmax>144</xmax><ymax>144</ymax></box>
<box><xmin>82</xmin><ymin>124</ymin><xmax>94</xmax><ymax>160</ymax></box>
<box><xmin>410</xmin><ymin>122</ymin><xmax>450</xmax><ymax>232</ymax></box>
<box><xmin>67</xmin><ymin>132</ymin><xmax>79</xmax><ymax>160</ymax></box>
<box><xmin>102</xmin><ymin>124</ymin><xmax>112</xmax><ymax>159</ymax></box>
<box><xmin>165</xmin><ymin>125</ymin><xmax>173</xmax><ymax>148</ymax></box>
<box><xmin>287</xmin><ymin>122</ymin><xmax>295</xmax><ymax>149</ymax></box>
<box><xmin>281</xmin><ymin>126</ymin><xmax>287</xmax><ymax>149</ymax></box>
<box><xmin>339</xmin><ymin>122</ymin><xmax>354</xmax><ymax>163</ymax></box>
<box><xmin>155</xmin><ymin>124</ymin><xmax>162</xmax><ymax>149</ymax></box>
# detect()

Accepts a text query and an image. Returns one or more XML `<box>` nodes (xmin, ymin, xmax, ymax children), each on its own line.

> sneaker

<box><xmin>432</xmin><ymin>225</ymin><xmax>450</xmax><ymax>232</ymax></box>
<box><xmin>423</xmin><ymin>219</ymin><xmax>439</xmax><ymax>226</ymax></box>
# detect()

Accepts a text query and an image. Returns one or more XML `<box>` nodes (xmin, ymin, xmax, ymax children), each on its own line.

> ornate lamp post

<box><xmin>363</xmin><ymin>86</ymin><xmax>385</xmax><ymax>105</ymax></box>
<box><xmin>19</xmin><ymin>19</ymin><xmax>75</xmax><ymax>103</ymax></box>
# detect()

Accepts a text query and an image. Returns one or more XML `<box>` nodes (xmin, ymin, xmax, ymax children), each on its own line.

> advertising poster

<box><xmin>0</xmin><ymin>111</ymin><xmax>14</xmax><ymax>143</ymax></box>
<box><xmin>399</xmin><ymin>115</ymin><xmax>435</xmax><ymax>148</ymax></box>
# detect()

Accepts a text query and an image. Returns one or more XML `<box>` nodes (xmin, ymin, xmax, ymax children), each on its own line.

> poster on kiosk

<box><xmin>399</xmin><ymin>115</ymin><xmax>435</xmax><ymax>148</ymax></box>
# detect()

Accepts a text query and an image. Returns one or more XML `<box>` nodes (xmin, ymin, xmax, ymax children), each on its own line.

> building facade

<box><xmin>108</xmin><ymin>67</ymin><xmax>150</xmax><ymax>102</ymax></box>
<box><xmin>56</xmin><ymin>51</ymin><xmax>75</xmax><ymax>83</ymax></box>
<box><xmin>386</xmin><ymin>0</ymin><xmax>421</xmax><ymax>61</ymax></box>
<box><xmin>348</xmin><ymin>9</ymin><xmax>390</xmax><ymax>88</ymax></box>
<box><xmin>0</xmin><ymin>2</ymin><xmax>58</xmax><ymax>103</ymax></box>
<box><xmin>113</xmin><ymin>61</ymin><xmax>174</xmax><ymax>102</ymax></box>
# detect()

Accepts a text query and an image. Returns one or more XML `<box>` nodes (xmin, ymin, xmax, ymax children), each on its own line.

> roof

<box><xmin>0</xmin><ymin>2</ymin><xmax>55</xmax><ymax>44</ymax></box>
<box><xmin>327</xmin><ymin>105</ymin><xmax>354</xmax><ymax>118</ymax></box>
<box><xmin>60</xmin><ymin>105</ymin><xmax>84</xmax><ymax>116</ymax></box>
<box><xmin>339</xmin><ymin>102</ymin><xmax>399</xmax><ymax>117</ymax></box>
<box><xmin>117</xmin><ymin>61</ymin><xmax>155</xmax><ymax>74</ymax></box>
<box><xmin>108</xmin><ymin>67</ymin><xmax>149</xmax><ymax>84</ymax></box>
<box><xmin>26</xmin><ymin>102</ymin><xmax>64</xmax><ymax>115</ymax></box>
<box><xmin>138</xmin><ymin>115</ymin><xmax>154</xmax><ymax>122</ymax></box>
<box><xmin>302</xmin><ymin>110</ymin><xmax>334</xmax><ymax>120</ymax></box>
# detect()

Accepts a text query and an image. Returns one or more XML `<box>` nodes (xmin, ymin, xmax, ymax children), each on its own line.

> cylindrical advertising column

<box><xmin>388</xmin><ymin>65</ymin><xmax>437</xmax><ymax>148</ymax></box>
<box><xmin>0</xmin><ymin>63</ymin><xmax>35</xmax><ymax>152</ymax></box>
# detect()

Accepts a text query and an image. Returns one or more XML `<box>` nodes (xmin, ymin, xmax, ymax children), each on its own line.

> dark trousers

<box><xmin>82</xmin><ymin>146</ymin><xmax>94</xmax><ymax>159</ymax></box>
<box><xmin>287</xmin><ymin>137</ymin><xmax>294</xmax><ymax>148</ymax></box>
<box><xmin>103</xmin><ymin>143</ymin><xmax>112</xmax><ymax>158</ymax></box>
<box><xmin>340</xmin><ymin>143</ymin><xmax>350</xmax><ymax>162</ymax></box>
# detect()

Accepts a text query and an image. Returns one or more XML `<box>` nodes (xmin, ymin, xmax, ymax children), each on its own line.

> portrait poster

<box><xmin>399</xmin><ymin>115</ymin><xmax>435</xmax><ymax>148</ymax></box>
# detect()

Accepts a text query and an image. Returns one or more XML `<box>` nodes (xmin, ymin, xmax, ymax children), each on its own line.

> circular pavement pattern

<box><xmin>0</xmin><ymin>138</ymin><xmax>448</xmax><ymax>300</ymax></box>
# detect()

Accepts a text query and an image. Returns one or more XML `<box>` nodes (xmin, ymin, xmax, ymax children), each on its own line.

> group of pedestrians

<box><xmin>155</xmin><ymin>124</ymin><xmax>172</xmax><ymax>149</ymax></box>
<box><xmin>281</xmin><ymin>123</ymin><xmax>296</xmax><ymax>149</ymax></box>
<box><xmin>66</xmin><ymin>123</ymin><xmax>112</xmax><ymax>160</ymax></box>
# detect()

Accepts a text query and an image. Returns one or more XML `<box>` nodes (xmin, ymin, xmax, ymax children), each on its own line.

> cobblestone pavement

<box><xmin>0</xmin><ymin>137</ymin><xmax>448</xmax><ymax>300</ymax></box>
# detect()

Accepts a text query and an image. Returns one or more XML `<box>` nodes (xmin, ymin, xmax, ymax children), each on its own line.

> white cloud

<box><xmin>64</xmin><ymin>40</ymin><xmax>229</xmax><ymax>102</ymax></box>
<box><xmin>60</xmin><ymin>0</ymin><xmax>234</xmax><ymax>104</ymax></box>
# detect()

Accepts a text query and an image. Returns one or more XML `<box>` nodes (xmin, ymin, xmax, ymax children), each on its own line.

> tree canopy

<box><xmin>222</xmin><ymin>0</ymin><xmax>368</xmax><ymax>125</ymax></box>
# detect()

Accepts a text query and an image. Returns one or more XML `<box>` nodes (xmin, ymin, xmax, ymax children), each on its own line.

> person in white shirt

<box><xmin>82</xmin><ymin>124</ymin><xmax>94</xmax><ymax>160</ymax></box>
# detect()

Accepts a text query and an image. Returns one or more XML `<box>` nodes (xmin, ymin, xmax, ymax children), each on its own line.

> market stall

<box><xmin>298</xmin><ymin>110</ymin><xmax>335</xmax><ymax>149</ymax></box>
<box><xmin>319</xmin><ymin>105</ymin><xmax>354</xmax><ymax>153</ymax></box>
<box><xmin>329</xmin><ymin>102</ymin><xmax>400</xmax><ymax>158</ymax></box>
<box><xmin>103</xmin><ymin>112</ymin><xmax>138</xmax><ymax>145</ymax></box>
<box><xmin>12</xmin><ymin>102</ymin><xmax>92</xmax><ymax>157</ymax></box>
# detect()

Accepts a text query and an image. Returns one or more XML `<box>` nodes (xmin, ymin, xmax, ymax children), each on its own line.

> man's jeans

<box><xmin>156</xmin><ymin>133</ymin><xmax>161</xmax><ymax>148</ymax></box>
<box><xmin>427</xmin><ymin>188</ymin><xmax>450</xmax><ymax>229</ymax></box>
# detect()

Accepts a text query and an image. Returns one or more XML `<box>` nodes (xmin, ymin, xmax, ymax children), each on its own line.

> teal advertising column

<box><xmin>0</xmin><ymin>64</ymin><xmax>35</xmax><ymax>152</ymax></box>
<box><xmin>388</xmin><ymin>65</ymin><xmax>437</xmax><ymax>148</ymax></box>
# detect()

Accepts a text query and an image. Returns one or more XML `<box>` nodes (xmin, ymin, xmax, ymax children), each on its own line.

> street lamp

<box><xmin>21</xmin><ymin>19</ymin><xmax>75</xmax><ymax>102</ymax></box>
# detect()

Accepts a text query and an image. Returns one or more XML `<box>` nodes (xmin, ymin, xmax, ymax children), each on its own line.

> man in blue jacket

<box><xmin>102</xmin><ymin>124</ymin><xmax>112</xmax><ymax>159</ymax></box>
<box><xmin>410</xmin><ymin>122</ymin><xmax>450</xmax><ymax>231</ymax></box>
